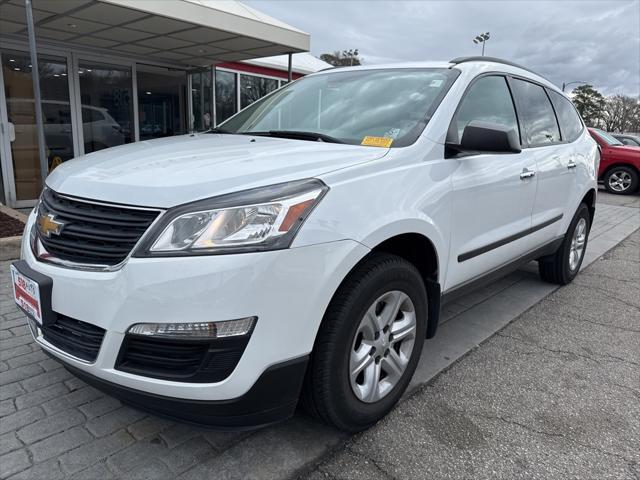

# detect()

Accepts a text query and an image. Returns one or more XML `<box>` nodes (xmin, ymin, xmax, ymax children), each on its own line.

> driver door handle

<box><xmin>567</xmin><ymin>161</ymin><xmax>577</xmax><ymax>169</ymax></box>
<box><xmin>520</xmin><ymin>168</ymin><xmax>535</xmax><ymax>180</ymax></box>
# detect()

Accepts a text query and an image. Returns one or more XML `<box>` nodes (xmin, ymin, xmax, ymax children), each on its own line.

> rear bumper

<box><xmin>47</xmin><ymin>350</ymin><xmax>309</xmax><ymax>430</ymax></box>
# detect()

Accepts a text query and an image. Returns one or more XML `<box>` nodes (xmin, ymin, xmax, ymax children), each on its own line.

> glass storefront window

<box><xmin>137</xmin><ymin>65</ymin><xmax>187</xmax><ymax>140</ymax></box>
<box><xmin>78</xmin><ymin>61</ymin><xmax>133</xmax><ymax>153</ymax></box>
<box><xmin>240</xmin><ymin>74</ymin><xmax>278</xmax><ymax>110</ymax></box>
<box><xmin>215</xmin><ymin>69</ymin><xmax>237</xmax><ymax>124</ymax></box>
<box><xmin>191</xmin><ymin>69</ymin><xmax>212</xmax><ymax>132</ymax></box>
<box><xmin>2</xmin><ymin>50</ymin><xmax>71</xmax><ymax>200</ymax></box>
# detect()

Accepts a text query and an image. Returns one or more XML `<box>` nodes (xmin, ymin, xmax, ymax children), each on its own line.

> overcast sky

<box><xmin>245</xmin><ymin>0</ymin><xmax>640</xmax><ymax>96</ymax></box>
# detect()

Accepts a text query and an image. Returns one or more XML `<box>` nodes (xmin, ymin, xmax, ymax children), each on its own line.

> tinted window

<box><xmin>548</xmin><ymin>90</ymin><xmax>583</xmax><ymax>142</ymax></box>
<box><xmin>137</xmin><ymin>65</ymin><xmax>187</xmax><ymax>140</ymax></box>
<box><xmin>240</xmin><ymin>74</ymin><xmax>279</xmax><ymax>109</ymax></box>
<box><xmin>511</xmin><ymin>79</ymin><xmax>560</xmax><ymax>146</ymax></box>
<box><xmin>43</xmin><ymin>103</ymin><xmax>71</xmax><ymax>124</ymax></box>
<box><xmin>79</xmin><ymin>62</ymin><xmax>133</xmax><ymax>153</ymax></box>
<box><xmin>620</xmin><ymin>137</ymin><xmax>640</xmax><ymax>147</ymax></box>
<box><xmin>215</xmin><ymin>69</ymin><xmax>237</xmax><ymax>124</ymax></box>
<box><xmin>449</xmin><ymin>76</ymin><xmax>518</xmax><ymax>144</ymax></box>
<box><xmin>82</xmin><ymin>107</ymin><xmax>105</xmax><ymax>123</ymax></box>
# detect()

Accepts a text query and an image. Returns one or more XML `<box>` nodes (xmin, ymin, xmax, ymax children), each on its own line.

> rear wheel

<box><xmin>603</xmin><ymin>166</ymin><xmax>638</xmax><ymax>195</ymax></box>
<box><xmin>538</xmin><ymin>203</ymin><xmax>590</xmax><ymax>285</ymax></box>
<box><xmin>301</xmin><ymin>253</ymin><xmax>427</xmax><ymax>432</ymax></box>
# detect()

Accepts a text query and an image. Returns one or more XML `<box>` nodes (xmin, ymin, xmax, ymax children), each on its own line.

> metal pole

<box><xmin>481</xmin><ymin>41</ymin><xmax>485</xmax><ymax>56</ymax></box>
<box><xmin>287</xmin><ymin>53</ymin><xmax>292</xmax><ymax>83</ymax></box>
<box><xmin>211</xmin><ymin>66</ymin><xmax>217</xmax><ymax>127</ymax></box>
<box><xmin>25</xmin><ymin>0</ymin><xmax>48</xmax><ymax>184</ymax></box>
<box><xmin>562</xmin><ymin>82</ymin><xmax>566</xmax><ymax>92</ymax></box>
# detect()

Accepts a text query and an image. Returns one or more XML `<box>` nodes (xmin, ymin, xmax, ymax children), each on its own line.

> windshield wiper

<box><xmin>248</xmin><ymin>130</ymin><xmax>345</xmax><ymax>144</ymax></box>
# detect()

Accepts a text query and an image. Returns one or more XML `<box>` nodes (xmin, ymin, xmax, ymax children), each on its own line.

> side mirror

<box><xmin>447</xmin><ymin>121</ymin><xmax>521</xmax><ymax>156</ymax></box>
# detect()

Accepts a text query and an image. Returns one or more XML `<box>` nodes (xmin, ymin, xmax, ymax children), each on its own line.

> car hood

<box><xmin>46</xmin><ymin>133</ymin><xmax>389</xmax><ymax>208</ymax></box>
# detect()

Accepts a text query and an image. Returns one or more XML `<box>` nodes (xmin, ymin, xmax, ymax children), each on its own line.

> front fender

<box><xmin>358</xmin><ymin>216</ymin><xmax>447</xmax><ymax>281</ymax></box>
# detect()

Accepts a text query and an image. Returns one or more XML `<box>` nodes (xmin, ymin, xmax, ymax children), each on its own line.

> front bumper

<box><xmin>48</xmin><ymin>351</ymin><xmax>309</xmax><ymax>429</ymax></box>
<box><xmin>20</xmin><ymin>212</ymin><xmax>368</xmax><ymax>424</ymax></box>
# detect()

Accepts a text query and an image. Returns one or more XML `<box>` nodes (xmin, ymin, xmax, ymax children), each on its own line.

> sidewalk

<box><xmin>1</xmin><ymin>191</ymin><xmax>638</xmax><ymax>479</ymax></box>
<box><xmin>302</xmin><ymin>229</ymin><xmax>639</xmax><ymax>480</ymax></box>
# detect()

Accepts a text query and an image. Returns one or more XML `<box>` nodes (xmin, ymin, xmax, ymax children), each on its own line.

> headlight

<box><xmin>133</xmin><ymin>179</ymin><xmax>328</xmax><ymax>256</ymax></box>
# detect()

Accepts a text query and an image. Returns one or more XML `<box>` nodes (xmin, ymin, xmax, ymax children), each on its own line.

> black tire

<box><xmin>538</xmin><ymin>203</ymin><xmax>591</xmax><ymax>285</ymax></box>
<box><xmin>603</xmin><ymin>166</ymin><xmax>639</xmax><ymax>195</ymax></box>
<box><xmin>301</xmin><ymin>253</ymin><xmax>427</xmax><ymax>432</ymax></box>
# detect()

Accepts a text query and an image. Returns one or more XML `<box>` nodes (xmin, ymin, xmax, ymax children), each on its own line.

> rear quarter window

<box><xmin>548</xmin><ymin>90</ymin><xmax>584</xmax><ymax>143</ymax></box>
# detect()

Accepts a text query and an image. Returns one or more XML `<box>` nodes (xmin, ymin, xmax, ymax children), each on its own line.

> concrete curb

<box><xmin>0</xmin><ymin>236</ymin><xmax>22</xmax><ymax>261</ymax></box>
<box><xmin>0</xmin><ymin>204</ymin><xmax>26</xmax><ymax>261</ymax></box>
<box><xmin>0</xmin><ymin>204</ymin><xmax>29</xmax><ymax>222</ymax></box>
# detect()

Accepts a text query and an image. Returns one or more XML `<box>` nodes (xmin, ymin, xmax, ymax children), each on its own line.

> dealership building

<box><xmin>0</xmin><ymin>0</ymin><xmax>330</xmax><ymax>208</ymax></box>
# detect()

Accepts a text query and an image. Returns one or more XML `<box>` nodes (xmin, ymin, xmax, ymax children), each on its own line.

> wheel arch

<box><xmin>580</xmin><ymin>188</ymin><xmax>596</xmax><ymax>229</ymax></box>
<box><xmin>371</xmin><ymin>233</ymin><xmax>441</xmax><ymax>339</ymax></box>
<box><xmin>317</xmin><ymin>231</ymin><xmax>442</xmax><ymax>345</ymax></box>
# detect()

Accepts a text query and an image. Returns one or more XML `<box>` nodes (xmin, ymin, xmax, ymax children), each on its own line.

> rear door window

<box><xmin>448</xmin><ymin>75</ymin><xmax>519</xmax><ymax>144</ymax></box>
<box><xmin>547</xmin><ymin>90</ymin><xmax>584</xmax><ymax>142</ymax></box>
<box><xmin>510</xmin><ymin>79</ymin><xmax>560</xmax><ymax>147</ymax></box>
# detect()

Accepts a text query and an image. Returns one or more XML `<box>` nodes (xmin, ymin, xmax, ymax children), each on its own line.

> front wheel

<box><xmin>301</xmin><ymin>253</ymin><xmax>427</xmax><ymax>432</ymax></box>
<box><xmin>603</xmin><ymin>166</ymin><xmax>638</xmax><ymax>195</ymax></box>
<box><xmin>538</xmin><ymin>203</ymin><xmax>591</xmax><ymax>285</ymax></box>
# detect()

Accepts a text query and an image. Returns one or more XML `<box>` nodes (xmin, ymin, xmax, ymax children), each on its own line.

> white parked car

<box><xmin>13</xmin><ymin>57</ymin><xmax>598</xmax><ymax>432</ymax></box>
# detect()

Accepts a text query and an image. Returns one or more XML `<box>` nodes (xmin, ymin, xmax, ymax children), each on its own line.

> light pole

<box><xmin>473</xmin><ymin>32</ymin><xmax>490</xmax><ymax>56</ymax></box>
<box><xmin>562</xmin><ymin>81</ymin><xmax>587</xmax><ymax>92</ymax></box>
<box><xmin>342</xmin><ymin>49</ymin><xmax>359</xmax><ymax>66</ymax></box>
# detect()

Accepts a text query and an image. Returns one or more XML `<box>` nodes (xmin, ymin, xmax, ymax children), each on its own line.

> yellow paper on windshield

<box><xmin>361</xmin><ymin>136</ymin><xmax>393</xmax><ymax>148</ymax></box>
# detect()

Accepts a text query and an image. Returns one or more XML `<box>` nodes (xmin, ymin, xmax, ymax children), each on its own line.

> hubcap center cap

<box><xmin>373</xmin><ymin>334</ymin><xmax>390</xmax><ymax>352</ymax></box>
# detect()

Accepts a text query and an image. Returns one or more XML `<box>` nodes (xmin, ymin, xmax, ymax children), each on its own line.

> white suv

<box><xmin>13</xmin><ymin>57</ymin><xmax>598</xmax><ymax>432</ymax></box>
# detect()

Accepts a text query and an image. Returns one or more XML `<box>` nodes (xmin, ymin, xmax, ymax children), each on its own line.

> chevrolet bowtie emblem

<box><xmin>37</xmin><ymin>213</ymin><xmax>65</xmax><ymax>238</ymax></box>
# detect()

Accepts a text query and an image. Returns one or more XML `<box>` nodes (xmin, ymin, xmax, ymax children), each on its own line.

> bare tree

<box><xmin>602</xmin><ymin>95</ymin><xmax>640</xmax><ymax>133</ymax></box>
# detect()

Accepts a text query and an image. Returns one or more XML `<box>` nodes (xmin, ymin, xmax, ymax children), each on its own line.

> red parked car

<box><xmin>588</xmin><ymin>128</ymin><xmax>640</xmax><ymax>194</ymax></box>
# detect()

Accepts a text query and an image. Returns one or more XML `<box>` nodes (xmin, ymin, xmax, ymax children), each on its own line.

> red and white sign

<box><xmin>11</xmin><ymin>265</ymin><xmax>42</xmax><ymax>325</ymax></box>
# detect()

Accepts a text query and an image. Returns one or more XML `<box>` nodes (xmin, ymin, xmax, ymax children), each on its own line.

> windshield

<box><xmin>218</xmin><ymin>68</ymin><xmax>459</xmax><ymax>148</ymax></box>
<box><xmin>594</xmin><ymin>129</ymin><xmax>623</xmax><ymax>146</ymax></box>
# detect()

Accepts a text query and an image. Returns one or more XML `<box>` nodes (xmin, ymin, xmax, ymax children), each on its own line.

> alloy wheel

<box><xmin>608</xmin><ymin>170</ymin><xmax>633</xmax><ymax>192</ymax></box>
<box><xmin>569</xmin><ymin>217</ymin><xmax>587</xmax><ymax>272</ymax></box>
<box><xmin>349</xmin><ymin>290</ymin><xmax>417</xmax><ymax>403</ymax></box>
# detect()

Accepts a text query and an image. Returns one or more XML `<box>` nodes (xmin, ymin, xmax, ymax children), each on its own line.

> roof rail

<box><xmin>449</xmin><ymin>56</ymin><xmax>546</xmax><ymax>79</ymax></box>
